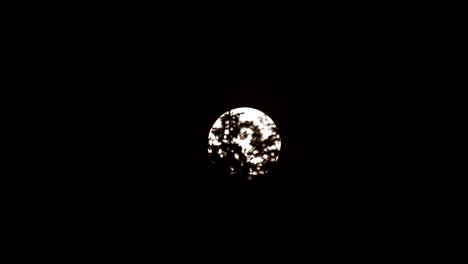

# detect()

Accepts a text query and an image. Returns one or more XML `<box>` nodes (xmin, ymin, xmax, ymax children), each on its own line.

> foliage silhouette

<box><xmin>208</xmin><ymin>109</ymin><xmax>280</xmax><ymax>181</ymax></box>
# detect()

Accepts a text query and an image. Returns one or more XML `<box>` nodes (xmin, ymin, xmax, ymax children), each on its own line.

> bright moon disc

<box><xmin>208</xmin><ymin>107</ymin><xmax>281</xmax><ymax>180</ymax></box>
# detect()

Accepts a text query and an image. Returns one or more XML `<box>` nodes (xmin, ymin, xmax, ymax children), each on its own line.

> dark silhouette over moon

<box><xmin>208</xmin><ymin>107</ymin><xmax>281</xmax><ymax>180</ymax></box>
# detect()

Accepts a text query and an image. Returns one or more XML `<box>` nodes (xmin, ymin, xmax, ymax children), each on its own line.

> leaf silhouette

<box><xmin>208</xmin><ymin>108</ymin><xmax>281</xmax><ymax>180</ymax></box>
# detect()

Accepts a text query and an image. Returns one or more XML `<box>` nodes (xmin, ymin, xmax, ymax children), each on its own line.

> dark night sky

<box><xmin>39</xmin><ymin>2</ymin><xmax>465</xmax><ymax>237</ymax></box>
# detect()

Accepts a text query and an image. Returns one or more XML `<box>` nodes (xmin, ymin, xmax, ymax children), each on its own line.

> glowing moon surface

<box><xmin>208</xmin><ymin>107</ymin><xmax>281</xmax><ymax>179</ymax></box>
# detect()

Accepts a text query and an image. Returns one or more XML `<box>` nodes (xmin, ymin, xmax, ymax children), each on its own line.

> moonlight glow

<box><xmin>208</xmin><ymin>107</ymin><xmax>281</xmax><ymax>180</ymax></box>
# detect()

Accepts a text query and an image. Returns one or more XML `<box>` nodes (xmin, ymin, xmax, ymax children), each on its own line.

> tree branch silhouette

<box><xmin>208</xmin><ymin>110</ymin><xmax>280</xmax><ymax>180</ymax></box>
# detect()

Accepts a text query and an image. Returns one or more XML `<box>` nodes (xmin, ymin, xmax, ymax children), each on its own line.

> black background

<box><xmin>36</xmin><ymin>1</ymin><xmax>465</xmax><ymax>251</ymax></box>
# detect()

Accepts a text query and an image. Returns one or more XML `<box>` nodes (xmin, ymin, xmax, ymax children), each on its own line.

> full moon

<box><xmin>208</xmin><ymin>107</ymin><xmax>281</xmax><ymax>180</ymax></box>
